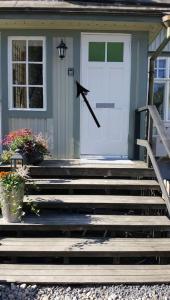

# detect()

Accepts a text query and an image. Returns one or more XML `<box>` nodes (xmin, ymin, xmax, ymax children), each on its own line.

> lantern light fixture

<box><xmin>11</xmin><ymin>151</ymin><xmax>24</xmax><ymax>170</ymax></box>
<box><xmin>57</xmin><ymin>40</ymin><xmax>67</xmax><ymax>60</ymax></box>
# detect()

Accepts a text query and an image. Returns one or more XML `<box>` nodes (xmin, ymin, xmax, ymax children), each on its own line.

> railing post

<box><xmin>134</xmin><ymin>110</ymin><xmax>140</xmax><ymax>160</ymax></box>
<box><xmin>147</xmin><ymin>111</ymin><xmax>153</xmax><ymax>167</ymax></box>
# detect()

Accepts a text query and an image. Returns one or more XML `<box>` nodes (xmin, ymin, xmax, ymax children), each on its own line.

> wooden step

<box><xmin>0</xmin><ymin>161</ymin><xmax>154</xmax><ymax>179</ymax></box>
<box><xmin>26</xmin><ymin>178</ymin><xmax>160</xmax><ymax>190</ymax></box>
<box><xmin>25</xmin><ymin>195</ymin><xmax>165</xmax><ymax>209</ymax></box>
<box><xmin>1</xmin><ymin>264</ymin><xmax>170</xmax><ymax>284</ymax></box>
<box><xmin>0</xmin><ymin>214</ymin><xmax>169</xmax><ymax>231</ymax></box>
<box><xmin>29</xmin><ymin>166</ymin><xmax>154</xmax><ymax>178</ymax></box>
<box><xmin>1</xmin><ymin>237</ymin><xmax>170</xmax><ymax>257</ymax></box>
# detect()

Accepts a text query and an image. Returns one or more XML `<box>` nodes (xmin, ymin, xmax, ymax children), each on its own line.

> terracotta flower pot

<box><xmin>1</xmin><ymin>182</ymin><xmax>25</xmax><ymax>223</ymax></box>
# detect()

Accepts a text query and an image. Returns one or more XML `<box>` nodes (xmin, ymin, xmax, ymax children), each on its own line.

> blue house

<box><xmin>0</xmin><ymin>0</ymin><xmax>169</xmax><ymax>159</ymax></box>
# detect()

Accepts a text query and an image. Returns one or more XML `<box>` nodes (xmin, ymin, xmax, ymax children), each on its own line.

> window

<box><xmin>8</xmin><ymin>37</ymin><xmax>46</xmax><ymax>110</ymax></box>
<box><xmin>153</xmin><ymin>57</ymin><xmax>170</xmax><ymax>121</ymax></box>
<box><xmin>88</xmin><ymin>42</ymin><xmax>124</xmax><ymax>62</ymax></box>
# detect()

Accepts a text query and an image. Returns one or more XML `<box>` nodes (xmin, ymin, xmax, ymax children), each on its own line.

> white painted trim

<box><xmin>8</xmin><ymin>36</ymin><xmax>47</xmax><ymax>111</ymax></box>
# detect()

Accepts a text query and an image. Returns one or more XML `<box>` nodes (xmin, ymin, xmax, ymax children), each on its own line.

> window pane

<box><xmin>107</xmin><ymin>42</ymin><xmax>124</xmax><ymax>62</ymax></box>
<box><xmin>28</xmin><ymin>40</ymin><xmax>43</xmax><ymax>62</ymax></box>
<box><xmin>13</xmin><ymin>63</ymin><xmax>26</xmax><ymax>85</ymax></box>
<box><xmin>12</xmin><ymin>40</ymin><xmax>26</xmax><ymax>61</ymax></box>
<box><xmin>89</xmin><ymin>42</ymin><xmax>105</xmax><ymax>62</ymax></box>
<box><xmin>158</xmin><ymin>69</ymin><xmax>166</xmax><ymax>78</ymax></box>
<box><xmin>159</xmin><ymin>59</ymin><xmax>166</xmax><ymax>68</ymax></box>
<box><xmin>13</xmin><ymin>87</ymin><xmax>27</xmax><ymax>108</ymax></box>
<box><xmin>29</xmin><ymin>87</ymin><xmax>43</xmax><ymax>108</ymax></box>
<box><xmin>154</xmin><ymin>69</ymin><xmax>157</xmax><ymax>78</ymax></box>
<box><xmin>29</xmin><ymin>64</ymin><xmax>43</xmax><ymax>85</ymax></box>
<box><xmin>154</xmin><ymin>83</ymin><xmax>165</xmax><ymax>119</ymax></box>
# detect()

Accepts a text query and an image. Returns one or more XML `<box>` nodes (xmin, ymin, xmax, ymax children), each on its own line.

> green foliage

<box><xmin>1</xmin><ymin>150</ymin><xmax>14</xmax><ymax>164</ymax></box>
<box><xmin>0</xmin><ymin>169</ymin><xmax>40</xmax><ymax>218</ymax></box>
<box><xmin>0</xmin><ymin>172</ymin><xmax>25</xmax><ymax>192</ymax></box>
<box><xmin>10</xmin><ymin>135</ymin><xmax>32</xmax><ymax>152</ymax></box>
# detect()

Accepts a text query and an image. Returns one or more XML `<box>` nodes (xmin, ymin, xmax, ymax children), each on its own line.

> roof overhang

<box><xmin>0</xmin><ymin>1</ymin><xmax>168</xmax><ymax>42</ymax></box>
<box><xmin>0</xmin><ymin>19</ymin><xmax>162</xmax><ymax>43</ymax></box>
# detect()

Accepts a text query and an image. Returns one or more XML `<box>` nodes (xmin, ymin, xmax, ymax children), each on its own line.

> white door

<box><xmin>80</xmin><ymin>33</ymin><xmax>131</xmax><ymax>157</ymax></box>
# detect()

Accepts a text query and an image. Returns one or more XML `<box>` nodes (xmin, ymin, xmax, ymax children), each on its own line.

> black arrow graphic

<box><xmin>76</xmin><ymin>81</ymin><xmax>101</xmax><ymax>128</ymax></box>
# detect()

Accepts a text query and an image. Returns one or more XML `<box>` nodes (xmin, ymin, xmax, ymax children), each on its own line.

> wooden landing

<box><xmin>1</xmin><ymin>238</ymin><xmax>170</xmax><ymax>257</ymax></box>
<box><xmin>25</xmin><ymin>195</ymin><xmax>165</xmax><ymax>209</ymax></box>
<box><xmin>1</xmin><ymin>264</ymin><xmax>170</xmax><ymax>284</ymax></box>
<box><xmin>27</xmin><ymin>179</ymin><xmax>159</xmax><ymax>190</ymax></box>
<box><xmin>0</xmin><ymin>214</ymin><xmax>169</xmax><ymax>231</ymax></box>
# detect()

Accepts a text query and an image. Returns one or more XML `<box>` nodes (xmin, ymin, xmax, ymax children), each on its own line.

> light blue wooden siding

<box><xmin>128</xmin><ymin>32</ymin><xmax>148</xmax><ymax>158</ymax></box>
<box><xmin>149</xmin><ymin>28</ymin><xmax>170</xmax><ymax>52</ymax></box>
<box><xmin>0</xmin><ymin>30</ymin><xmax>149</xmax><ymax>159</ymax></box>
<box><xmin>7</xmin><ymin>35</ymin><xmax>74</xmax><ymax>158</ymax></box>
<box><xmin>52</xmin><ymin>37</ymin><xmax>74</xmax><ymax>158</ymax></box>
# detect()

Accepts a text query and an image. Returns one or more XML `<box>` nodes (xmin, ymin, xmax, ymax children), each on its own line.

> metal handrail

<box><xmin>136</xmin><ymin>105</ymin><xmax>170</xmax><ymax>216</ymax></box>
<box><xmin>136</xmin><ymin>105</ymin><xmax>170</xmax><ymax>158</ymax></box>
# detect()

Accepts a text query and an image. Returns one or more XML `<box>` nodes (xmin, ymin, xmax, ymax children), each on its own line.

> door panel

<box><xmin>81</xmin><ymin>34</ymin><xmax>131</xmax><ymax>157</ymax></box>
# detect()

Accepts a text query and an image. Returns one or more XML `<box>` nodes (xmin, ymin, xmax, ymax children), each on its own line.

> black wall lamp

<box><xmin>57</xmin><ymin>40</ymin><xmax>67</xmax><ymax>60</ymax></box>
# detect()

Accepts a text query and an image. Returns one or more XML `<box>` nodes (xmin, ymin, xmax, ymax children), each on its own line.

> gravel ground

<box><xmin>0</xmin><ymin>283</ymin><xmax>170</xmax><ymax>300</ymax></box>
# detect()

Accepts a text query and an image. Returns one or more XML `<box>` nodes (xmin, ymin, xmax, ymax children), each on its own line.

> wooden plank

<box><xmin>24</xmin><ymin>195</ymin><xmax>165</xmax><ymax>209</ymax></box>
<box><xmin>30</xmin><ymin>167</ymin><xmax>154</xmax><ymax>178</ymax></box>
<box><xmin>29</xmin><ymin>160</ymin><xmax>149</xmax><ymax>168</ymax></box>
<box><xmin>1</xmin><ymin>264</ymin><xmax>170</xmax><ymax>284</ymax></box>
<box><xmin>26</xmin><ymin>178</ymin><xmax>160</xmax><ymax>190</ymax></box>
<box><xmin>0</xmin><ymin>166</ymin><xmax>154</xmax><ymax>179</ymax></box>
<box><xmin>0</xmin><ymin>160</ymin><xmax>150</xmax><ymax>169</ymax></box>
<box><xmin>1</xmin><ymin>238</ymin><xmax>170</xmax><ymax>257</ymax></box>
<box><xmin>0</xmin><ymin>214</ymin><xmax>169</xmax><ymax>231</ymax></box>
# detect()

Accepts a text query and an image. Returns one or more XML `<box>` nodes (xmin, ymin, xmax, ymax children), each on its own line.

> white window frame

<box><xmin>154</xmin><ymin>57</ymin><xmax>170</xmax><ymax>122</ymax></box>
<box><xmin>8</xmin><ymin>36</ymin><xmax>47</xmax><ymax>111</ymax></box>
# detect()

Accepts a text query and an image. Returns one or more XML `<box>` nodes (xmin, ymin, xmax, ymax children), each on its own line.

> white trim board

<box><xmin>8</xmin><ymin>36</ymin><xmax>47</xmax><ymax>111</ymax></box>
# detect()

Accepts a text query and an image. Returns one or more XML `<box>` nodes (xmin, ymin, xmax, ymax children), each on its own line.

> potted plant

<box><xmin>2</xmin><ymin>129</ymin><xmax>48</xmax><ymax>165</ymax></box>
<box><xmin>0</xmin><ymin>167</ymin><xmax>28</xmax><ymax>223</ymax></box>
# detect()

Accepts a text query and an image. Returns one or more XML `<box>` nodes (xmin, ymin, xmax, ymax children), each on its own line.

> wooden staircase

<box><xmin>0</xmin><ymin>160</ymin><xmax>170</xmax><ymax>284</ymax></box>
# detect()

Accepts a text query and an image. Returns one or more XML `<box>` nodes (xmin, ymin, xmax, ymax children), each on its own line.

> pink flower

<box><xmin>2</xmin><ymin>129</ymin><xmax>32</xmax><ymax>146</ymax></box>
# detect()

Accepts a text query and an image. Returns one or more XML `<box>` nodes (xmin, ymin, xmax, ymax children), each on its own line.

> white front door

<box><xmin>80</xmin><ymin>33</ymin><xmax>131</xmax><ymax>157</ymax></box>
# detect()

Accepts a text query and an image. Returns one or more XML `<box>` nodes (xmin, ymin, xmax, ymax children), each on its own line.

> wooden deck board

<box><xmin>30</xmin><ymin>160</ymin><xmax>149</xmax><ymax>168</ymax></box>
<box><xmin>0</xmin><ymin>265</ymin><xmax>170</xmax><ymax>283</ymax></box>
<box><xmin>0</xmin><ymin>160</ymin><xmax>150</xmax><ymax>169</ymax></box>
<box><xmin>0</xmin><ymin>214</ymin><xmax>169</xmax><ymax>231</ymax></box>
<box><xmin>1</xmin><ymin>238</ymin><xmax>170</xmax><ymax>257</ymax></box>
<box><xmin>0</xmin><ymin>161</ymin><xmax>154</xmax><ymax>178</ymax></box>
<box><xmin>25</xmin><ymin>195</ymin><xmax>165</xmax><ymax>208</ymax></box>
<box><xmin>26</xmin><ymin>179</ymin><xmax>159</xmax><ymax>190</ymax></box>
